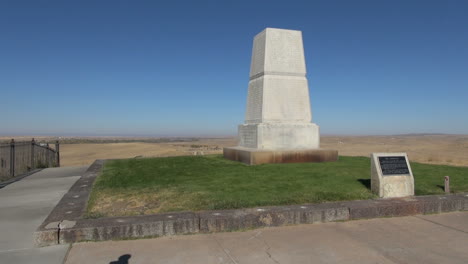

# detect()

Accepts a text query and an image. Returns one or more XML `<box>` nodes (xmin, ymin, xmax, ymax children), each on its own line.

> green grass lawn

<box><xmin>86</xmin><ymin>155</ymin><xmax>468</xmax><ymax>217</ymax></box>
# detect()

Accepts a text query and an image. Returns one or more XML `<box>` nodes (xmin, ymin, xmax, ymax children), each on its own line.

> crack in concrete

<box><xmin>211</xmin><ymin>235</ymin><xmax>238</xmax><ymax>264</ymax></box>
<box><xmin>264</xmin><ymin>244</ymin><xmax>280</xmax><ymax>264</ymax></box>
<box><xmin>412</xmin><ymin>215</ymin><xmax>468</xmax><ymax>234</ymax></box>
<box><xmin>248</xmin><ymin>230</ymin><xmax>262</xmax><ymax>240</ymax></box>
<box><xmin>334</xmin><ymin>223</ymin><xmax>401</xmax><ymax>264</ymax></box>
<box><xmin>262</xmin><ymin>240</ymin><xmax>280</xmax><ymax>264</ymax></box>
<box><xmin>251</xmin><ymin>233</ymin><xmax>280</xmax><ymax>264</ymax></box>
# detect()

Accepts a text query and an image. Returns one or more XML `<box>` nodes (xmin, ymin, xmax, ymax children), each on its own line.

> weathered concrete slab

<box><xmin>0</xmin><ymin>176</ymin><xmax>82</xmax><ymax>250</ymax></box>
<box><xmin>415</xmin><ymin>210</ymin><xmax>468</xmax><ymax>232</ymax></box>
<box><xmin>64</xmin><ymin>212</ymin><xmax>468</xmax><ymax>264</ymax></box>
<box><xmin>0</xmin><ymin>169</ymin><xmax>42</xmax><ymax>189</ymax></box>
<box><xmin>23</xmin><ymin>166</ymin><xmax>88</xmax><ymax>180</ymax></box>
<box><xmin>0</xmin><ymin>166</ymin><xmax>87</xmax><ymax>264</ymax></box>
<box><xmin>34</xmin><ymin>160</ymin><xmax>105</xmax><ymax>233</ymax></box>
<box><xmin>0</xmin><ymin>245</ymin><xmax>70</xmax><ymax>264</ymax></box>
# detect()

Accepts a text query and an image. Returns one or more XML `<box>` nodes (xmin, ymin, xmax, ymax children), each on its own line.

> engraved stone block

<box><xmin>371</xmin><ymin>153</ymin><xmax>415</xmax><ymax>198</ymax></box>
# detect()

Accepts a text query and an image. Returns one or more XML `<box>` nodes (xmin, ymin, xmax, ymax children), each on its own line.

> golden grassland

<box><xmin>321</xmin><ymin>134</ymin><xmax>468</xmax><ymax>167</ymax></box>
<box><xmin>2</xmin><ymin>135</ymin><xmax>467</xmax><ymax>167</ymax></box>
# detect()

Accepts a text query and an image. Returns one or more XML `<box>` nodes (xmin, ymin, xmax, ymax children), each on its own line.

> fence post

<box><xmin>31</xmin><ymin>138</ymin><xmax>35</xmax><ymax>170</ymax></box>
<box><xmin>10</xmin><ymin>139</ymin><xmax>15</xmax><ymax>177</ymax></box>
<box><xmin>44</xmin><ymin>143</ymin><xmax>50</xmax><ymax>167</ymax></box>
<box><xmin>55</xmin><ymin>140</ymin><xmax>60</xmax><ymax>167</ymax></box>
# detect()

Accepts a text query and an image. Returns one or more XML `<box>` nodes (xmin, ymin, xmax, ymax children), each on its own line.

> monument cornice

<box><xmin>249</xmin><ymin>71</ymin><xmax>307</xmax><ymax>80</ymax></box>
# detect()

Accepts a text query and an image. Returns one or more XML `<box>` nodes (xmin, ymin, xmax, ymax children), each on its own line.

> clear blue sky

<box><xmin>1</xmin><ymin>0</ymin><xmax>467</xmax><ymax>137</ymax></box>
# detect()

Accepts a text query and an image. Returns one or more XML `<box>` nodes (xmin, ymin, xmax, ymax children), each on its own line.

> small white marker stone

<box><xmin>213</xmin><ymin>213</ymin><xmax>221</xmax><ymax>216</ymax></box>
<box><xmin>45</xmin><ymin>221</ymin><xmax>60</xmax><ymax>229</ymax></box>
<box><xmin>300</xmin><ymin>206</ymin><xmax>307</xmax><ymax>209</ymax></box>
<box><xmin>73</xmin><ymin>195</ymin><xmax>79</xmax><ymax>198</ymax></box>
<box><xmin>257</xmin><ymin>208</ymin><xmax>265</xmax><ymax>212</ymax></box>
<box><xmin>59</xmin><ymin>220</ymin><xmax>76</xmax><ymax>229</ymax></box>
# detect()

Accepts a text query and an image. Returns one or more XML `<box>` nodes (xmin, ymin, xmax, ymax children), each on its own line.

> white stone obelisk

<box><xmin>240</xmin><ymin>28</ymin><xmax>319</xmax><ymax>149</ymax></box>
<box><xmin>224</xmin><ymin>28</ymin><xmax>337</xmax><ymax>165</ymax></box>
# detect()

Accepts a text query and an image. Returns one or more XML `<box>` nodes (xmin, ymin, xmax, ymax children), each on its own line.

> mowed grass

<box><xmin>86</xmin><ymin>155</ymin><xmax>468</xmax><ymax>217</ymax></box>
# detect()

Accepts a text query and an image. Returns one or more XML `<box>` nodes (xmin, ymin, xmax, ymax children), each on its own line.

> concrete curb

<box><xmin>34</xmin><ymin>160</ymin><xmax>468</xmax><ymax>246</ymax></box>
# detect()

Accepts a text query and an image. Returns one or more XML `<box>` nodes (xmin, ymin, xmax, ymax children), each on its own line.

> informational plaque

<box><xmin>378</xmin><ymin>156</ymin><xmax>410</xmax><ymax>176</ymax></box>
<box><xmin>370</xmin><ymin>153</ymin><xmax>414</xmax><ymax>198</ymax></box>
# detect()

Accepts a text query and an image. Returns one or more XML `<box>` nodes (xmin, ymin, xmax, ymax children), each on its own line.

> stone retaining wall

<box><xmin>34</xmin><ymin>160</ymin><xmax>468</xmax><ymax>246</ymax></box>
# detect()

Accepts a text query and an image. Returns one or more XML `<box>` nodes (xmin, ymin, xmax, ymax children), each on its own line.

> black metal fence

<box><xmin>0</xmin><ymin>139</ymin><xmax>60</xmax><ymax>182</ymax></box>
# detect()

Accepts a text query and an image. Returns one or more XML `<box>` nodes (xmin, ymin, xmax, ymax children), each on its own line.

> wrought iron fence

<box><xmin>0</xmin><ymin>139</ymin><xmax>60</xmax><ymax>182</ymax></box>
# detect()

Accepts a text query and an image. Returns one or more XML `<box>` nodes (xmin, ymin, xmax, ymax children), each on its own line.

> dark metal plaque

<box><xmin>378</xmin><ymin>156</ymin><xmax>410</xmax><ymax>176</ymax></box>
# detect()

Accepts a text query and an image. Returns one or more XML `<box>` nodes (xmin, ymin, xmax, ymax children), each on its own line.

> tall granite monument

<box><xmin>224</xmin><ymin>28</ymin><xmax>338</xmax><ymax>165</ymax></box>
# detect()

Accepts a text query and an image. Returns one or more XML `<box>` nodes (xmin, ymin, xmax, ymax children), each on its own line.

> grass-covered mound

<box><xmin>86</xmin><ymin>155</ymin><xmax>468</xmax><ymax>217</ymax></box>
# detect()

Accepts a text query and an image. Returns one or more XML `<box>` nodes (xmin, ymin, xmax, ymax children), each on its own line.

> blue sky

<box><xmin>1</xmin><ymin>0</ymin><xmax>467</xmax><ymax>137</ymax></box>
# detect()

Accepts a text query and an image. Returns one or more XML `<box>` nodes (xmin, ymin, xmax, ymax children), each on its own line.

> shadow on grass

<box><xmin>357</xmin><ymin>179</ymin><xmax>371</xmax><ymax>190</ymax></box>
<box><xmin>436</xmin><ymin>185</ymin><xmax>445</xmax><ymax>191</ymax></box>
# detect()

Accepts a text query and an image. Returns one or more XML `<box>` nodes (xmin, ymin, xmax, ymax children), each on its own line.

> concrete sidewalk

<box><xmin>66</xmin><ymin>211</ymin><xmax>468</xmax><ymax>264</ymax></box>
<box><xmin>0</xmin><ymin>166</ymin><xmax>88</xmax><ymax>264</ymax></box>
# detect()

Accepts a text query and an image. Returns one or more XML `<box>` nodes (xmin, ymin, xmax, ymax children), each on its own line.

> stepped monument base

<box><xmin>224</xmin><ymin>147</ymin><xmax>338</xmax><ymax>165</ymax></box>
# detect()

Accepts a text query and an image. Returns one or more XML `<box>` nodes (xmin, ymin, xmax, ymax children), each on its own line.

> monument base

<box><xmin>238</xmin><ymin>123</ymin><xmax>320</xmax><ymax>149</ymax></box>
<box><xmin>223</xmin><ymin>147</ymin><xmax>338</xmax><ymax>165</ymax></box>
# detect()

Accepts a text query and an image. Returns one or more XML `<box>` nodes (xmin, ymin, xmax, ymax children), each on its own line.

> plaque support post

<box><xmin>444</xmin><ymin>176</ymin><xmax>450</xmax><ymax>193</ymax></box>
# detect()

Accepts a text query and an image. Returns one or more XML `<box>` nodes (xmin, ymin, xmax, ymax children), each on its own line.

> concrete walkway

<box><xmin>0</xmin><ymin>166</ymin><xmax>88</xmax><ymax>264</ymax></box>
<box><xmin>66</xmin><ymin>211</ymin><xmax>468</xmax><ymax>264</ymax></box>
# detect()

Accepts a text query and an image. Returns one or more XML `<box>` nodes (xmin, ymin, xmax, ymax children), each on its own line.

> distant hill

<box><xmin>394</xmin><ymin>133</ymin><xmax>449</xmax><ymax>136</ymax></box>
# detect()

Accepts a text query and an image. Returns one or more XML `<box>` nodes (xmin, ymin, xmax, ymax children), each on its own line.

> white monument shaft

<box><xmin>238</xmin><ymin>28</ymin><xmax>319</xmax><ymax>150</ymax></box>
<box><xmin>224</xmin><ymin>28</ymin><xmax>337</xmax><ymax>165</ymax></box>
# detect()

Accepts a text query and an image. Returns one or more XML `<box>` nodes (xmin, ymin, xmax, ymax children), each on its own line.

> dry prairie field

<box><xmin>2</xmin><ymin>135</ymin><xmax>467</xmax><ymax>167</ymax></box>
<box><xmin>321</xmin><ymin>134</ymin><xmax>468</xmax><ymax>167</ymax></box>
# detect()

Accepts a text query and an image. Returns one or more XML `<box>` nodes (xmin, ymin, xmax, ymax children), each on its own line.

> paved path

<box><xmin>0</xmin><ymin>166</ymin><xmax>88</xmax><ymax>264</ymax></box>
<box><xmin>66</xmin><ymin>211</ymin><xmax>468</xmax><ymax>264</ymax></box>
